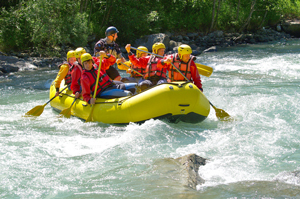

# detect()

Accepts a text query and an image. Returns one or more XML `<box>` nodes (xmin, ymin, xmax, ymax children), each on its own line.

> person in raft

<box><xmin>70</xmin><ymin>47</ymin><xmax>86</xmax><ymax>99</ymax></box>
<box><xmin>94</xmin><ymin>26</ymin><xmax>125</xmax><ymax>81</ymax></box>
<box><xmin>119</xmin><ymin>46</ymin><xmax>148</xmax><ymax>83</ymax></box>
<box><xmin>125</xmin><ymin>43</ymin><xmax>168</xmax><ymax>91</ymax></box>
<box><xmin>158</xmin><ymin>44</ymin><xmax>203</xmax><ymax>92</ymax></box>
<box><xmin>80</xmin><ymin>52</ymin><xmax>133</xmax><ymax>105</ymax></box>
<box><xmin>54</xmin><ymin>50</ymin><xmax>76</xmax><ymax>96</ymax></box>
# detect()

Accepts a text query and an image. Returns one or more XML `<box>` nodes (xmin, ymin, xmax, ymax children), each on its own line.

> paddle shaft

<box><xmin>46</xmin><ymin>85</ymin><xmax>69</xmax><ymax>106</ymax></box>
<box><xmin>120</xmin><ymin>62</ymin><xmax>144</xmax><ymax>77</ymax></box>
<box><xmin>93</xmin><ymin>56</ymin><xmax>102</xmax><ymax>99</ymax></box>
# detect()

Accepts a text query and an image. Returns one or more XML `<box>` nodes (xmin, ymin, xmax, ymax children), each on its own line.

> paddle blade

<box><xmin>25</xmin><ymin>104</ymin><xmax>46</xmax><ymax>117</ymax></box>
<box><xmin>196</xmin><ymin>63</ymin><xmax>213</xmax><ymax>77</ymax></box>
<box><xmin>213</xmin><ymin>106</ymin><xmax>234</xmax><ymax>122</ymax></box>
<box><xmin>85</xmin><ymin>105</ymin><xmax>95</xmax><ymax>122</ymax></box>
<box><xmin>58</xmin><ymin>108</ymin><xmax>72</xmax><ymax>118</ymax></box>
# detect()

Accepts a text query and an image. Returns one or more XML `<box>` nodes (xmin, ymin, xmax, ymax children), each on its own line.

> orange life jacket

<box><xmin>169</xmin><ymin>53</ymin><xmax>193</xmax><ymax>81</ymax></box>
<box><xmin>144</xmin><ymin>55</ymin><xmax>167</xmax><ymax>79</ymax></box>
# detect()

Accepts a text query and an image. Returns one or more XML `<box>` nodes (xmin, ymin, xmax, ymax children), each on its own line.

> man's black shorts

<box><xmin>106</xmin><ymin>65</ymin><xmax>120</xmax><ymax>80</ymax></box>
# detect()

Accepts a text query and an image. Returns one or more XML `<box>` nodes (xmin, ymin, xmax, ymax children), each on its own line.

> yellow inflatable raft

<box><xmin>50</xmin><ymin>81</ymin><xmax>210</xmax><ymax>124</ymax></box>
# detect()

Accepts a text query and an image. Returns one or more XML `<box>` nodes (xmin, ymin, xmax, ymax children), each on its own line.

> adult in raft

<box><xmin>70</xmin><ymin>47</ymin><xmax>86</xmax><ymax>99</ymax></box>
<box><xmin>158</xmin><ymin>44</ymin><xmax>203</xmax><ymax>92</ymax></box>
<box><xmin>119</xmin><ymin>46</ymin><xmax>148</xmax><ymax>83</ymax></box>
<box><xmin>54</xmin><ymin>50</ymin><xmax>76</xmax><ymax>96</ymax></box>
<box><xmin>80</xmin><ymin>52</ymin><xmax>133</xmax><ymax>105</ymax></box>
<box><xmin>125</xmin><ymin>43</ymin><xmax>168</xmax><ymax>91</ymax></box>
<box><xmin>94</xmin><ymin>26</ymin><xmax>125</xmax><ymax>81</ymax></box>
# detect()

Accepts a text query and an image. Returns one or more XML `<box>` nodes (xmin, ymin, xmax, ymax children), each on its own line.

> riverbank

<box><xmin>0</xmin><ymin>27</ymin><xmax>294</xmax><ymax>76</ymax></box>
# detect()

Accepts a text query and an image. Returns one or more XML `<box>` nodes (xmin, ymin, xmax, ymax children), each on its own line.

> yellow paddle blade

<box><xmin>195</xmin><ymin>63</ymin><xmax>213</xmax><ymax>77</ymax></box>
<box><xmin>25</xmin><ymin>104</ymin><xmax>46</xmax><ymax>117</ymax></box>
<box><xmin>85</xmin><ymin>105</ymin><xmax>95</xmax><ymax>122</ymax></box>
<box><xmin>118</xmin><ymin>61</ymin><xmax>132</xmax><ymax>70</ymax></box>
<box><xmin>117</xmin><ymin>63</ymin><xmax>127</xmax><ymax>70</ymax></box>
<box><xmin>58</xmin><ymin>99</ymin><xmax>76</xmax><ymax>118</ymax></box>
<box><xmin>212</xmin><ymin>106</ymin><xmax>234</xmax><ymax>122</ymax></box>
<box><xmin>58</xmin><ymin>107</ymin><xmax>72</xmax><ymax>118</ymax></box>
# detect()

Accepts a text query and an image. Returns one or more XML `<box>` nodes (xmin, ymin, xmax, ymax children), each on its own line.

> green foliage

<box><xmin>0</xmin><ymin>6</ymin><xmax>32</xmax><ymax>52</ymax></box>
<box><xmin>1</xmin><ymin>0</ymin><xmax>300</xmax><ymax>55</ymax></box>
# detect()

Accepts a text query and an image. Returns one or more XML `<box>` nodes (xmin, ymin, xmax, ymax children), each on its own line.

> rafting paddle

<box><xmin>85</xmin><ymin>56</ymin><xmax>102</xmax><ymax>122</ymax></box>
<box><xmin>25</xmin><ymin>85</ymin><xmax>69</xmax><ymax>117</ymax></box>
<box><xmin>58</xmin><ymin>98</ymin><xmax>77</xmax><ymax>118</ymax></box>
<box><xmin>119</xmin><ymin>62</ymin><xmax>144</xmax><ymax>77</ymax></box>
<box><xmin>130</xmin><ymin>46</ymin><xmax>233</xmax><ymax>121</ymax></box>
<box><xmin>195</xmin><ymin>63</ymin><xmax>213</xmax><ymax>77</ymax></box>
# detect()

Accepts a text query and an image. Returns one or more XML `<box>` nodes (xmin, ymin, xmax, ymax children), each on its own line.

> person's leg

<box><xmin>138</xmin><ymin>79</ymin><xmax>152</xmax><ymax>91</ymax></box>
<box><xmin>98</xmin><ymin>85</ymin><xmax>131</xmax><ymax>99</ymax></box>
<box><xmin>106</xmin><ymin>65</ymin><xmax>121</xmax><ymax>81</ymax></box>
<box><xmin>157</xmin><ymin>78</ymin><xmax>168</xmax><ymax>85</ymax></box>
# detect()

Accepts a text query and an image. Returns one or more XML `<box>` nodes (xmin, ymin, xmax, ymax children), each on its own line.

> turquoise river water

<box><xmin>1</xmin><ymin>40</ymin><xmax>300</xmax><ymax>198</ymax></box>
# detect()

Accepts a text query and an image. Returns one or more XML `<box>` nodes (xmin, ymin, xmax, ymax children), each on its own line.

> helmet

<box><xmin>75</xmin><ymin>47</ymin><xmax>86</xmax><ymax>59</ymax></box>
<box><xmin>136</xmin><ymin>46</ymin><xmax>148</xmax><ymax>58</ymax></box>
<box><xmin>67</xmin><ymin>50</ymin><xmax>75</xmax><ymax>59</ymax></box>
<box><xmin>178</xmin><ymin>44</ymin><xmax>192</xmax><ymax>59</ymax></box>
<box><xmin>105</xmin><ymin>26</ymin><xmax>119</xmax><ymax>37</ymax></box>
<box><xmin>152</xmin><ymin>43</ymin><xmax>165</xmax><ymax>54</ymax></box>
<box><xmin>81</xmin><ymin>53</ymin><xmax>93</xmax><ymax>63</ymax></box>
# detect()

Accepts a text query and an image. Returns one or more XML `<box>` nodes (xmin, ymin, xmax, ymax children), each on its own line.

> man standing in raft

<box><xmin>70</xmin><ymin>47</ymin><xmax>86</xmax><ymax>99</ymax></box>
<box><xmin>80</xmin><ymin>52</ymin><xmax>133</xmax><ymax>105</ymax></box>
<box><xmin>94</xmin><ymin>26</ymin><xmax>125</xmax><ymax>81</ymax></box>
<box><xmin>125</xmin><ymin>43</ymin><xmax>168</xmax><ymax>91</ymax></box>
<box><xmin>54</xmin><ymin>50</ymin><xmax>76</xmax><ymax>96</ymax></box>
<box><xmin>158</xmin><ymin>44</ymin><xmax>203</xmax><ymax>92</ymax></box>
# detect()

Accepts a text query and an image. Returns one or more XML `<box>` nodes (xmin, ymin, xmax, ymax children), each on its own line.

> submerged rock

<box><xmin>175</xmin><ymin>153</ymin><xmax>206</xmax><ymax>189</ymax></box>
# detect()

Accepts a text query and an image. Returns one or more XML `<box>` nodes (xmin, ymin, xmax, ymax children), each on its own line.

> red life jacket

<box><xmin>83</xmin><ymin>65</ymin><xmax>113</xmax><ymax>96</ymax></box>
<box><xmin>169</xmin><ymin>53</ymin><xmax>193</xmax><ymax>81</ymax></box>
<box><xmin>144</xmin><ymin>55</ymin><xmax>167</xmax><ymax>79</ymax></box>
<box><xmin>58</xmin><ymin>61</ymin><xmax>73</xmax><ymax>85</ymax></box>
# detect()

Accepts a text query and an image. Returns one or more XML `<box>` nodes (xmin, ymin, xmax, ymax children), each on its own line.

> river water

<box><xmin>1</xmin><ymin>40</ymin><xmax>300</xmax><ymax>198</ymax></box>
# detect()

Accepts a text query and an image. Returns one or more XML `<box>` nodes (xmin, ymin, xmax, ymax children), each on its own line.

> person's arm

<box><xmin>54</xmin><ymin>64</ymin><xmax>69</xmax><ymax>96</ymax></box>
<box><xmin>125</xmin><ymin>44</ymin><xmax>148</xmax><ymax>68</ymax></box>
<box><xmin>70</xmin><ymin>66</ymin><xmax>81</xmax><ymax>96</ymax></box>
<box><xmin>190</xmin><ymin>61</ymin><xmax>203</xmax><ymax>92</ymax></box>
<box><xmin>101</xmin><ymin>54</ymin><xmax>117</xmax><ymax>71</ymax></box>
<box><xmin>81</xmin><ymin>74</ymin><xmax>92</xmax><ymax>104</ymax></box>
<box><xmin>94</xmin><ymin>39</ymin><xmax>105</xmax><ymax>56</ymax></box>
<box><xmin>157</xmin><ymin>55</ymin><xmax>172</xmax><ymax>69</ymax></box>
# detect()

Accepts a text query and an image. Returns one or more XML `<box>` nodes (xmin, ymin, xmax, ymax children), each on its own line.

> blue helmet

<box><xmin>105</xmin><ymin>26</ymin><xmax>119</xmax><ymax>37</ymax></box>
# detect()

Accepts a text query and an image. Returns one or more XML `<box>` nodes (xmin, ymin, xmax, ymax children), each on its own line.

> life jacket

<box><xmin>131</xmin><ymin>63</ymin><xmax>146</xmax><ymax>77</ymax></box>
<box><xmin>58</xmin><ymin>61</ymin><xmax>73</xmax><ymax>85</ymax></box>
<box><xmin>144</xmin><ymin>55</ymin><xmax>167</xmax><ymax>79</ymax></box>
<box><xmin>169</xmin><ymin>53</ymin><xmax>193</xmax><ymax>81</ymax></box>
<box><xmin>83</xmin><ymin>65</ymin><xmax>113</xmax><ymax>96</ymax></box>
<box><xmin>94</xmin><ymin>38</ymin><xmax>119</xmax><ymax>57</ymax></box>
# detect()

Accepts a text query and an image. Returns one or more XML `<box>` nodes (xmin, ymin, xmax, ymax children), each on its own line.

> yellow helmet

<box><xmin>152</xmin><ymin>43</ymin><xmax>165</xmax><ymax>54</ymax></box>
<box><xmin>136</xmin><ymin>46</ymin><xmax>148</xmax><ymax>58</ymax></box>
<box><xmin>81</xmin><ymin>53</ymin><xmax>93</xmax><ymax>63</ymax></box>
<box><xmin>178</xmin><ymin>44</ymin><xmax>192</xmax><ymax>59</ymax></box>
<box><xmin>67</xmin><ymin>50</ymin><xmax>76</xmax><ymax>59</ymax></box>
<box><xmin>75</xmin><ymin>47</ymin><xmax>86</xmax><ymax>59</ymax></box>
